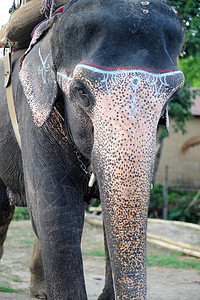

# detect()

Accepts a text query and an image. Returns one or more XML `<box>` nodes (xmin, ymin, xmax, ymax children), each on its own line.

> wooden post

<box><xmin>163</xmin><ymin>165</ymin><xmax>168</xmax><ymax>220</ymax></box>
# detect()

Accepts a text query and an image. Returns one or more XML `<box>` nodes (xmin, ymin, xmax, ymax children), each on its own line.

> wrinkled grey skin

<box><xmin>0</xmin><ymin>0</ymin><xmax>184</xmax><ymax>299</ymax></box>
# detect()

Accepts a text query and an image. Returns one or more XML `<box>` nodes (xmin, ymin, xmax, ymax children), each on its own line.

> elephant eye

<box><xmin>70</xmin><ymin>81</ymin><xmax>90</xmax><ymax>108</ymax></box>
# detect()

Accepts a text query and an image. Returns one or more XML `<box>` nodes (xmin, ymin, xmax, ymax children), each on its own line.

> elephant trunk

<box><xmin>88</xmin><ymin>68</ymin><xmax>185</xmax><ymax>299</ymax></box>
<box><xmin>93</xmin><ymin>124</ymin><xmax>156</xmax><ymax>299</ymax></box>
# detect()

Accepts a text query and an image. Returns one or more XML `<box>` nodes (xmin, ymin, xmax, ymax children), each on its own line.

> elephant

<box><xmin>0</xmin><ymin>0</ymin><xmax>185</xmax><ymax>299</ymax></box>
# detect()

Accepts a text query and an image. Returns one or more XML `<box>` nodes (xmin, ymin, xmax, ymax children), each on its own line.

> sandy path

<box><xmin>0</xmin><ymin>220</ymin><xmax>199</xmax><ymax>299</ymax></box>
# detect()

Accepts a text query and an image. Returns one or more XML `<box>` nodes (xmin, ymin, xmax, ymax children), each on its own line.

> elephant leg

<box><xmin>30</xmin><ymin>235</ymin><xmax>47</xmax><ymax>299</ymax></box>
<box><xmin>19</xmin><ymin>105</ymin><xmax>88</xmax><ymax>298</ymax></box>
<box><xmin>0</xmin><ymin>178</ymin><xmax>14</xmax><ymax>259</ymax></box>
<box><xmin>98</xmin><ymin>224</ymin><xmax>114</xmax><ymax>300</ymax></box>
<box><xmin>0</xmin><ymin>222</ymin><xmax>12</xmax><ymax>259</ymax></box>
<box><xmin>37</xmin><ymin>194</ymin><xmax>87</xmax><ymax>299</ymax></box>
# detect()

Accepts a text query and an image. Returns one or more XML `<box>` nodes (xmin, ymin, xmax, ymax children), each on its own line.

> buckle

<box><xmin>3</xmin><ymin>38</ymin><xmax>12</xmax><ymax>56</ymax></box>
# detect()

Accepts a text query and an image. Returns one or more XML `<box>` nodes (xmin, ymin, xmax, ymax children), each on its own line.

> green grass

<box><xmin>82</xmin><ymin>248</ymin><xmax>105</xmax><ymax>257</ymax></box>
<box><xmin>83</xmin><ymin>248</ymin><xmax>200</xmax><ymax>271</ymax></box>
<box><xmin>0</xmin><ymin>281</ymin><xmax>23</xmax><ymax>293</ymax></box>
<box><xmin>0</xmin><ymin>286</ymin><xmax>16</xmax><ymax>293</ymax></box>
<box><xmin>12</xmin><ymin>277</ymin><xmax>23</xmax><ymax>283</ymax></box>
<box><xmin>13</xmin><ymin>260</ymin><xmax>24</xmax><ymax>264</ymax></box>
<box><xmin>147</xmin><ymin>252</ymin><xmax>200</xmax><ymax>271</ymax></box>
<box><xmin>0</xmin><ymin>280</ymin><xmax>23</xmax><ymax>293</ymax></box>
<box><xmin>0</xmin><ymin>281</ymin><xmax>10</xmax><ymax>287</ymax></box>
<box><xmin>0</xmin><ymin>286</ymin><xmax>23</xmax><ymax>293</ymax></box>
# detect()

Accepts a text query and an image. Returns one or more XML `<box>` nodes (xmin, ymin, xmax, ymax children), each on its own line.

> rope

<box><xmin>40</xmin><ymin>0</ymin><xmax>56</xmax><ymax>17</ymax></box>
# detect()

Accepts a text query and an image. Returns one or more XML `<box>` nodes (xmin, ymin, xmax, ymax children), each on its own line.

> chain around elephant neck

<box><xmin>75</xmin><ymin>151</ymin><xmax>91</xmax><ymax>177</ymax></box>
<box><xmin>76</xmin><ymin>150</ymin><xmax>96</xmax><ymax>188</ymax></box>
<box><xmin>54</xmin><ymin>107</ymin><xmax>91</xmax><ymax>177</ymax></box>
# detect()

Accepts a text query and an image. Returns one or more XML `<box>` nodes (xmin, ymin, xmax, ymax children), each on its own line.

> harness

<box><xmin>3</xmin><ymin>40</ymin><xmax>22</xmax><ymax>149</ymax></box>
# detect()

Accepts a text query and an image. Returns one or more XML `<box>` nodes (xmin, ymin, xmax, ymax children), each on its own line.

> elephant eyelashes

<box><xmin>70</xmin><ymin>81</ymin><xmax>91</xmax><ymax>108</ymax></box>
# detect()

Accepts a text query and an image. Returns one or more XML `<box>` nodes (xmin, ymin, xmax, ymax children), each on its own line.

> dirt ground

<box><xmin>0</xmin><ymin>220</ymin><xmax>200</xmax><ymax>300</ymax></box>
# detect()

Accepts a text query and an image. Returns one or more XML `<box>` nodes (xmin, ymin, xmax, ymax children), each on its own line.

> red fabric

<box><xmin>54</xmin><ymin>6</ymin><xmax>64</xmax><ymax>14</ymax></box>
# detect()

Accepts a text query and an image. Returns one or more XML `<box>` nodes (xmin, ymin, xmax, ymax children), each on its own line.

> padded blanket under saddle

<box><xmin>2</xmin><ymin>0</ymin><xmax>69</xmax><ymax>47</ymax></box>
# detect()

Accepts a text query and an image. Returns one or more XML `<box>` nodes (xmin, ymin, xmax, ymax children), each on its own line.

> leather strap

<box><xmin>4</xmin><ymin>52</ymin><xmax>11</xmax><ymax>88</ymax></box>
<box><xmin>21</xmin><ymin>0</ymin><xmax>27</xmax><ymax>6</ymax></box>
<box><xmin>4</xmin><ymin>53</ymin><xmax>22</xmax><ymax>149</ymax></box>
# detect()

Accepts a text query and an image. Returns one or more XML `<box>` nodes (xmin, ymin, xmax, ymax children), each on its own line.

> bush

<box><xmin>149</xmin><ymin>185</ymin><xmax>200</xmax><ymax>223</ymax></box>
<box><xmin>12</xmin><ymin>207</ymin><xmax>30</xmax><ymax>221</ymax></box>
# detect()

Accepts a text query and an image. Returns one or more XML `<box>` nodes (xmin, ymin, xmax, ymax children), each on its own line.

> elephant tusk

<box><xmin>88</xmin><ymin>173</ymin><xmax>96</xmax><ymax>188</ymax></box>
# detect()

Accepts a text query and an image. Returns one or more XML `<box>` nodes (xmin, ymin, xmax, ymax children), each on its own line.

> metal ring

<box><xmin>3</xmin><ymin>38</ymin><xmax>12</xmax><ymax>56</ymax></box>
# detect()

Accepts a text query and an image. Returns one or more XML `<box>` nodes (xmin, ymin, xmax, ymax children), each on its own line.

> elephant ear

<box><xmin>19</xmin><ymin>21</ymin><xmax>58</xmax><ymax>126</ymax></box>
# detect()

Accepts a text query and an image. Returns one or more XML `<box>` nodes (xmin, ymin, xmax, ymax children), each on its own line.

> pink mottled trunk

<box><xmin>94</xmin><ymin>122</ymin><xmax>156</xmax><ymax>299</ymax></box>
<box><xmin>89</xmin><ymin>68</ymin><xmax>185</xmax><ymax>299</ymax></box>
<box><xmin>72</xmin><ymin>63</ymin><xmax>184</xmax><ymax>298</ymax></box>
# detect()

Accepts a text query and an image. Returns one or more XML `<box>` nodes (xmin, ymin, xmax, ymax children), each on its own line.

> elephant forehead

<box><xmin>70</xmin><ymin>64</ymin><xmax>184</xmax><ymax>156</ymax></box>
<box><xmin>73</xmin><ymin>63</ymin><xmax>184</xmax><ymax>115</ymax></box>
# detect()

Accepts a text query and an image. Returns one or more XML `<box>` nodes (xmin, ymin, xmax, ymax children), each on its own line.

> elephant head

<box><xmin>20</xmin><ymin>0</ymin><xmax>184</xmax><ymax>298</ymax></box>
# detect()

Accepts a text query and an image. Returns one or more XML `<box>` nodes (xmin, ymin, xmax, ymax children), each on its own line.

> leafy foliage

<box><xmin>167</xmin><ymin>0</ymin><xmax>200</xmax><ymax>58</ymax></box>
<box><xmin>178</xmin><ymin>57</ymin><xmax>200</xmax><ymax>87</ymax></box>
<box><xmin>149</xmin><ymin>185</ymin><xmax>200</xmax><ymax>223</ymax></box>
<box><xmin>169</xmin><ymin>85</ymin><xmax>194</xmax><ymax>133</ymax></box>
<box><xmin>12</xmin><ymin>207</ymin><xmax>30</xmax><ymax>221</ymax></box>
<box><xmin>164</xmin><ymin>0</ymin><xmax>200</xmax><ymax>135</ymax></box>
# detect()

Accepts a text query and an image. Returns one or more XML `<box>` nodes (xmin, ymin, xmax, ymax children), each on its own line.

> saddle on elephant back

<box><xmin>0</xmin><ymin>0</ymin><xmax>69</xmax><ymax>50</ymax></box>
